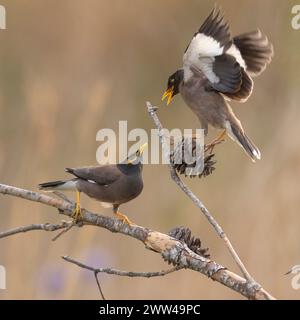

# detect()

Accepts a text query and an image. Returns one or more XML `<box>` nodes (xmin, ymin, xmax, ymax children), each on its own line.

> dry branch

<box><xmin>146</xmin><ymin>102</ymin><xmax>254</xmax><ymax>282</ymax></box>
<box><xmin>62</xmin><ymin>255</ymin><xmax>182</xmax><ymax>278</ymax></box>
<box><xmin>0</xmin><ymin>183</ymin><xmax>275</xmax><ymax>300</ymax></box>
<box><xmin>0</xmin><ymin>221</ymin><xmax>73</xmax><ymax>239</ymax></box>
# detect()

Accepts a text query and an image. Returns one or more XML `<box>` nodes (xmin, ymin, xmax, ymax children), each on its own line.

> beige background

<box><xmin>0</xmin><ymin>0</ymin><xmax>300</xmax><ymax>299</ymax></box>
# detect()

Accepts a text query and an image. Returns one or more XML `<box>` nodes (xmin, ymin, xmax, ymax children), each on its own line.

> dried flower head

<box><xmin>169</xmin><ymin>135</ymin><xmax>217</xmax><ymax>178</ymax></box>
<box><xmin>168</xmin><ymin>226</ymin><xmax>210</xmax><ymax>258</ymax></box>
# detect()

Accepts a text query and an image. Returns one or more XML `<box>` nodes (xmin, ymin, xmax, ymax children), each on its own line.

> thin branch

<box><xmin>51</xmin><ymin>221</ymin><xmax>75</xmax><ymax>242</ymax></box>
<box><xmin>62</xmin><ymin>255</ymin><xmax>181</xmax><ymax>300</ymax></box>
<box><xmin>0</xmin><ymin>183</ymin><xmax>275</xmax><ymax>299</ymax></box>
<box><xmin>0</xmin><ymin>221</ymin><xmax>73</xmax><ymax>239</ymax></box>
<box><xmin>94</xmin><ymin>272</ymin><xmax>106</xmax><ymax>300</ymax></box>
<box><xmin>62</xmin><ymin>255</ymin><xmax>182</xmax><ymax>278</ymax></box>
<box><xmin>146</xmin><ymin>101</ymin><xmax>254</xmax><ymax>283</ymax></box>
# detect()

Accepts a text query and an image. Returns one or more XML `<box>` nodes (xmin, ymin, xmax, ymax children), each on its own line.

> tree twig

<box><xmin>0</xmin><ymin>183</ymin><xmax>275</xmax><ymax>299</ymax></box>
<box><xmin>146</xmin><ymin>101</ymin><xmax>254</xmax><ymax>283</ymax></box>
<box><xmin>51</xmin><ymin>221</ymin><xmax>75</xmax><ymax>242</ymax></box>
<box><xmin>0</xmin><ymin>221</ymin><xmax>73</xmax><ymax>239</ymax></box>
<box><xmin>62</xmin><ymin>255</ymin><xmax>183</xmax><ymax>300</ymax></box>
<box><xmin>62</xmin><ymin>255</ymin><xmax>182</xmax><ymax>278</ymax></box>
<box><xmin>94</xmin><ymin>272</ymin><xmax>106</xmax><ymax>300</ymax></box>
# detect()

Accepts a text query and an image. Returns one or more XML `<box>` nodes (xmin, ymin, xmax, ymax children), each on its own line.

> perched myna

<box><xmin>162</xmin><ymin>7</ymin><xmax>273</xmax><ymax>161</ymax></box>
<box><xmin>38</xmin><ymin>143</ymin><xmax>147</xmax><ymax>225</ymax></box>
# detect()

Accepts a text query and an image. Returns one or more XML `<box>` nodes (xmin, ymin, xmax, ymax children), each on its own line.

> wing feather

<box><xmin>198</xmin><ymin>7</ymin><xmax>232</xmax><ymax>51</ymax></box>
<box><xmin>223</xmin><ymin>68</ymin><xmax>253</xmax><ymax>102</ymax></box>
<box><xmin>183</xmin><ymin>7</ymin><xmax>231</xmax><ymax>64</ymax></box>
<box><xmin>211</xmin><ymin>54</ymin><xmax>242</xmax><ymax>93</ymax></box>
<box><xmin>66</xmin><ymin>166</ymin><xmax>121</xmax><ymax>186</ymax></box>
<box><xmin>182</xmin><ymin>8</ymin><xmax>272</xmax><ymax>101</ymax></box>
<box><xmin>183</xmin><ymin>7</ymin><xmax>240</xmax><ymax>92</ymax></box>
<box><xmin>233</xmin><ymin>29</ymin><xmax>273</xmax><ymax>76</ymax></box>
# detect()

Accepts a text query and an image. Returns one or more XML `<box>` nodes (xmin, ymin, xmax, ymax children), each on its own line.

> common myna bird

<box><xmin>38</xmin><ymin>143</ymin><xmax>147</xmax><ymax>225</ymax></box>
<box><xmin>162</xmin><ymin>7</ymin><xmax>273</xmax><ymax>161</ymax></box>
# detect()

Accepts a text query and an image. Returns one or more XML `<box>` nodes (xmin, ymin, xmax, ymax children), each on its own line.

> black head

<box><xmin>162</xmin><ymin>69</ymin><xmax>184</xmax><ymax>105</ymax></box>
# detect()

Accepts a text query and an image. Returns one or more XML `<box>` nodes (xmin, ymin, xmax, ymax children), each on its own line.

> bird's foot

<box><xmin>205</xmin><ymin>130</ymin><xmax>226</xmax><ymax>154</ymax></box>
<box><xmin>114</xmin><ymin>211</ymin><xmax>134</xmax><ymax>226</ymax></box>
<box><xmin>71</xmin><ymin>204</ymin><xmax>83</xmax><ymax>223</ymax></box>
<box><xmin>205</xmin><ymin>140</ymin><xmax>224</xmax><ymax>154</ymax></box>
<box><xmin>71</xmin><ymin>191</ymin><xmax>83</xmax><ymax>223</ymax></box>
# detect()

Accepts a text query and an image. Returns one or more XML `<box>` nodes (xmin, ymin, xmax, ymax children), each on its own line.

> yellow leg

<box><xmin>114</xmin><ymin>210</ymin><xmax>134</xmax><ymax>226</ymax></box>
<box><xmin>72</xmin><ymin>191</ymin><xmax>83</xmax><ymax>222</ymax></box>
<box><xmin>205</xmin><ymin>129</ymin><xmax>226</xmax><ymax>153</ymax></box>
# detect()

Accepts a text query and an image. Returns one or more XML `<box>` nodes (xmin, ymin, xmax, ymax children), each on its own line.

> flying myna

<box><xmin>162</xmin><ymin>7</ymin><xmax>273</xmax><ymax>161</ymax></box>
<box><xmin>38</xmin><ymin>143</ymin><xmax>147</xmax><ymax>225</ymax></box>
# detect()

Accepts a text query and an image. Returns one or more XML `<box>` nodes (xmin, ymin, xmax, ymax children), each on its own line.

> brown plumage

<box><xmin>162</xmin><ymin>7</ymin><xmax>273</xmax><ymax>161</ymax></box>
<box><xmin>64</xmin><ymin>165</ymin><xmax>144</xmax><ymax>209</ymax></box>
<box><xmin>38</xmin><ymin>144</ymin><xmax>147</xmax><ymax>225</ymax></box>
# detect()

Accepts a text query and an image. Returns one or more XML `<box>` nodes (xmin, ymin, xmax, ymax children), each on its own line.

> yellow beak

<box><xmin>138</xmin><ymin>143</ymin><xmax>148</xmax><ymax>156</ymax></box>
<box><xmin>128</xmin><ymin>143</ymin><xmax>148</xmax><ymax>164</ymax></box>
<box><xmin>162</xmin><ymin>86</ymin><xmax>174</xmax><ymax>106</ymax></box>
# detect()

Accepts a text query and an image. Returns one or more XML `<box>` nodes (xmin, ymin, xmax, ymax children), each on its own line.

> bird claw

<box><xmin>205</xmin><ymin>139</ymin><xmax>224</xmax><ymax>154</ymax></box>
<box><xmin>115</xmin><ymin>211</ymin><xmax>134</xmax><ymax>226</ymax></box>
<box><xmin>205</xmin><ymin>130</ymin><xmax>226</xmax><ymax>154</ymax></box>
<box><xmin>71</xmin><ymin>205</ymin><xmax>83</xmax><ymax>223</ymax></box>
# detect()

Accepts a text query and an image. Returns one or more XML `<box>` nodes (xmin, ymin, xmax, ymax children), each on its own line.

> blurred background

<box><xmin>0</xmin><ymin>0</ymin><xmax>299</xmax><ymax>300</ymax></box>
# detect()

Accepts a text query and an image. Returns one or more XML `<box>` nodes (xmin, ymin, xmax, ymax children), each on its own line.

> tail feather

<box><xmin>226</xmin><ymin>121</ymin><xmax>261</xmax><ymax>162</ymax></box>
<box><xmin>38</xmin><ymin>179</ymin><xmax>77</xmax><ymax>191</ymax></box>
<box><xmin>38</xmin><ymin>180</ymin><xmax>66</xmax><ymax>190</ymax></box>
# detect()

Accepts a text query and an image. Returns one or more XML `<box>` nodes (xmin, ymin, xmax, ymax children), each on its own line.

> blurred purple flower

<box><xmin>79</xmin><ymin>247</ymin><xmax>116</xmax><ymax>282</ymax></box>
<box><xmin>37</xmin><ymin>264</ymin><xmax>67</xmax><ymax>294</ymax></box>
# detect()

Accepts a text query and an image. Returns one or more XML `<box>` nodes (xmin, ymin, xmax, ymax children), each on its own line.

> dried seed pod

<box><xmin>169</xmin><ymin>136</ymin><xmax>217</xmax><ymax>178</ymax></box>
<box><xmin>168</xmin><ymin>226</ymin><xmax>210</xmax><ymax>258</ymax></box>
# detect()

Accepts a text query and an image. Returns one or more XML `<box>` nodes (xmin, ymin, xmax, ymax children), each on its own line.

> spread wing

<box><xmin>232</xmin><ymin>29</ymin><xmax>274</xmax><ymax>77</ymax></box>
<box><xmin>66</xmin><ymin>165</ymin><xmax>121</xmax><ymax>186</ymax></box>
<box><xmin>224</xmin><ymin>29</ymin><xmax>273</xmax><ymax>102</ymax></box>
<box><xmin>183</xmin><ymin>7</ymin><xmax>242</xmax><ymax>94</ymax></box>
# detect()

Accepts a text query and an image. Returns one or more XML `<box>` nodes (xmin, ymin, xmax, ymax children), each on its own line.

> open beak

<box><xmin>162</xmin><ymin>86</ymin><xmax>174</xmax><ymax>106</ymax></box>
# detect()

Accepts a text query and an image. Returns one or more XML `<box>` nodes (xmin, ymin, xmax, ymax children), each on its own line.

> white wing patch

<box><xmin>88</xmin><ymin>179</ymin><xmax>97</xmax><ymax>184</ymax></box>
<box><xmin>197</xmin><ymin>57</ymin><xmax>220</xmax><ymax>83</ymax></box>
<box><xmin>226</xmin><ymin>44</ymin><xmax>246</xmax><ymax>69</ymax></box>
<box><xmin>183</xmin><ymin>33</ymin><xmax>224</xmax><ymax>81</ymax></box>
<box><xmin>185</xmin><ymin>33</ymin><xmax>224</xmax><ymax>58</ymax></box>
